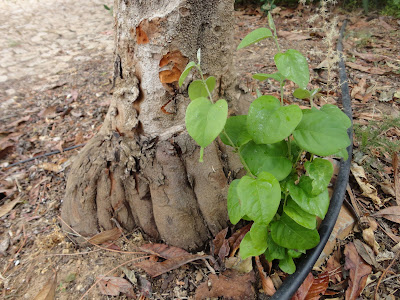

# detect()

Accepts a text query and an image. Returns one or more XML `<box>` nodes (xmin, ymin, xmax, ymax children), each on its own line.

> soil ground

<box><xmin>0</xmin><ymin>1</ymin><xmax>399</xmax><ymax>299</ymax></box>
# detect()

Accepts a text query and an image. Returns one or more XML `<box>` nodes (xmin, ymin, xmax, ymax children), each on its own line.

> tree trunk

<box><xmin>61</xmin><ymin>0</ymin><xmax>248</xmax><ymax>251</ymax></box>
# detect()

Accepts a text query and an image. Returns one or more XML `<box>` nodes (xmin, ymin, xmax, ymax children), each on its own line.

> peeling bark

<box><xmin>62</xmin><ymin>0</ymin><xmax>249</xmax><ymax>250</ymax></box>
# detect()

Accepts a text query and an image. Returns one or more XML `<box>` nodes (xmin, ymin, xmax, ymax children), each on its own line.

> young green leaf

<box><xmin>240</xmin><ymin>141</ymin><xmax>292</xmax><ymax>181</ymax></box>
<box><xmin>253</xmin><ymin>72</ymin><xmax>285</xmax><ymax>83</ymax></box>
<box><xmin>187</xmin><ymin>77</ymin><xmax>215</xmax><ymax>101</ymax></box>
<box><xmin>220</xmin><ymin>115</ymin><xmax>252</xmax><ymax>148</ymax></box>
<box><xmin>287</xmin><ymin>249</ymin><xmax>305</xmax><ymax>258</ymax></box>
<box><xmin>178</xmin><ymin>61</ymin><xmax>197</xmax><ymax>87</ymax></box>
<box><xmin>287</xmin><ymin>179</ymin><xmax>330</xmax><ymax>219</ymax></box>
<box><xmin>240</xmin><ymin>224</ymin><xmax>268</xmax><ymax>259</ymax></box>
<box><xmin>237</xmin><ymin>172</ymin><xmax>281</xmax><ymax>225</ymax></box>
<box><xmin>227</xmin><ymin>180</ymin><xmax>244</xmax><ymax>225</ymax></box>
<box><xmin>197</xmin><ymin>48</ymin><xmax>201</xmax><ymax>64</ymax></box>
<box><xmin>268</xmin><ymin>12</ymin><xmax>276</xmax><ymax>34</ymax></box>
<box><xmin>188</xmin><ymin>80</ymin><xmax>209</xmax><ymax>100</ymax></box>
<box><xmin>333</xmin><ymin>147</ymin><xmax>349</xmax><ymax>160</ymax></box>
<box><xmin>304</xmin><ymin>158</ymin><xmax>334</xmax><ymax>196</ymax></box>
<box><xmin>293</xmin><ymin>108</ymin><xmax>351</xmax><ymax>156</ymax></box>
<box><xmin>283</xmin><ymin>198</ymin><xmax>317</xmax><ymax>230</ymax></box>
<box><xmin>270</xmin><ymin>213</ymin><xmax>320</xmax><ymax>250</ymax></box>
<box><xmin>279</xmin><ymin>254</ymin><xmax>296</xmax><ymax>274</ymax></box>
<box><xmin>274</xmin><ymin>49</ymin><xmax>310</xmax><ymax>89</ymax></box>
<box><xmin>205</xmin><ymin>76</ymin><xmax>216</xmax><ymax>94</ymax></box>
<box><xmin>247</xmin><ymin>95</ymin><xmax>303</xmax><ymax>144</ymax></box>
<box><xmin>237</xmin><ymin>28</ymin><xmax>273</xmax><ymax>50</ymax></box>
<box><xmin>264</xmin><ymin>234</ymin><xmax>286</xmax><ymax>262</ymax></box>
<box><xmin>185</xmin><ymin>97</ymin><xmax>228</xmax><ymax>148</ymax></box>
<box><xmin>293</xmin><ymin>88</ymin><xmax>311</xmax><ymax>99</ymax></box>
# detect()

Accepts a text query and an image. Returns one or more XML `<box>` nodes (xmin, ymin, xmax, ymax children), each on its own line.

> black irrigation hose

<box><xmin>1</xmin><ymin>143</ymin><xmax>86</xmax><ymax>169</ymax></box>
<box><xmin>270</xmin><ymin>20</ymin><xmax>353</xmax><ymax>300</ymax></box>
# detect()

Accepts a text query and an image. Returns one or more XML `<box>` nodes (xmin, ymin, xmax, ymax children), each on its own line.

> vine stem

<box><xmin>197</xmin><ymin>65</ymin><xmax>214</xmax><ymax>103</ymax></box>
<box><xmin>280</xmin><ymin>82</ymin><xmax>284</xmax><ymax>106</ymax></box>
<box><xmin>273</xmin><ymin>36</ymin><xmax>281</xmax><ymax>53</ymax></box>
<box><xmin>221</xmin><ymin>130</ymin><xmax>256</xmax><ymax>179</ymax></box>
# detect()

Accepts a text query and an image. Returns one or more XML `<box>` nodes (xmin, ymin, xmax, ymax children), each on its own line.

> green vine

<box><xmin>178</xmin><ymin>13</ymin><xmax>351</xmax><ymax>274</ymax></box>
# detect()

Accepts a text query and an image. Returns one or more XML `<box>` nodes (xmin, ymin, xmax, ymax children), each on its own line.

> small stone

<box><xmin>0</xmin><ymin>75</ymin><xmax>8</xmax><ymax>82</ymax></box>
<box><xmin>5</xmin><ymin>88</ymin><xmax>16</xmax><ymax>96</ymax></box>
<box><xmin>195</xmin><ymin>271</ymin><xmax>203</xmax><ymax>282</ymax></box>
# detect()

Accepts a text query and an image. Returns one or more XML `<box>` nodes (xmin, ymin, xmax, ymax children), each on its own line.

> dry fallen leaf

<box><xmin>136</xmin><ymin>243</ymin><xmax>214</xmax><ymax>277</ymax></box>
<box><xmin>351</xmin><ymin>163</ymin><xmax>381</xmax><ymax>205</ymax></box>
<box><xmin>0</xmin><ymin>234</ymin><xmax>10</xmax><ymax>256</ymax></box>
<box><xmin>351</xmin><ymin>50</ymin><xmax>386</xmax><ymax>62</ymax></box>
<box><xmin>291</xmin><ymin>272</ymin><xmax>329</xmax><ymax>300</ymax></box>
<box><xmin>38</xmin><ymin>162</ymin><xmax>63</xmax><ymax>173</ymax></box>
<box><xmin>33</xmin><ymin>271</ymin><xmax>57</xmax><ymax>300</ymax></box>
<box><xmin>346</xmin><ymin>62</ymin><xmax>388</xmax><ymax>75</ymax></box>
<box><xmin>0</xmin><ymin>197</ymin><xmax>23</xmax><ymax>218</ymax></box>
<box><xmin>213</xmin><ymin>227</ymin><xmax>230</xmax><ymax>262</ymax></box>
<box><xmin>97</xmin><ymin>276</ymin><xmax>134</xmax><ymax>298</ymax></box>
<box><xmin>38</xmin><ymin>106</ymin><xmax>58</xmax><ymax>118</ymax></box>
<box><xmin>344</xmin><ymin>242</ymin><xmax>372</xmax><ymax>300</ymax></box>
<box><xmin>225</xmin><ymin>256</ymin><xmax>253</xmax><ymax>273</ymax></box>
<box><xmin>351</xmin><ymin>78</ymin><xmax>372</xmax><ymax>103</ymax></box>
<box><xmin>372</xmin><ymin>206</ymin><xmax>400</xmax><ymax>224</ymax></box>
<box><xmin>255</xmin><ymin>256</ymin><xmax>275</xmax><ymax>296</ymax></box>
<box><xmin>228</xmin><ymin>223</ymin><xmax>252</xmax><ymax>256</ymax></box>
<box><xmin>88</xmin><ymin>227</ymin><xmax>122</xmax><ymax>245</ymax></box>
<box><xmin>292</xmin><ymin>272</ymin><xmax>314</xmax><ymax>300</ymax></box>
<box><xmin>195</xmin><ymin>269</ymin><xmax>256</xmax><ymax>300</ymax></box>
<box><xmin>277</xmin><ymin>30</ymin><xmax>311</xmax><ymax>41</ymax></box>
<box><xmin>353</xmin><ymin>239</ymin><xmax>378</xmax><ymax>268</ymax></box>
<box><xmin>362</xmin><ymin>218</ymin><xmax>380</xmax><ymax>254</ymax></box>
<box><xmin>379</xmin><ymin>18</ymin><xmax>395</xmax><ymax>31</ymax></box>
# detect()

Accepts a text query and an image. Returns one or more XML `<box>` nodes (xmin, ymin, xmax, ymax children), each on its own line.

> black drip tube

<box><xmin>270</xmin><ymin>20</ymin><xmax>353</xmax><ymax>300</ymax></box>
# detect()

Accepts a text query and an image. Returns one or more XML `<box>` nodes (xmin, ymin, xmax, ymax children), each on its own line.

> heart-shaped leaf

<box><xmin>287</xmin><ymin>179</ymin><xmax>330</xmax><ymax>219</ymax></box>
<box><xmin>287</xmin><ymin>249</ymin><xmax>305</xmax><ymax>258</ymax></box>
<box><xmin>247</xmin><ymin>95</ymin><xmax>302</xmax><ymax>144</ymax></box>
<box><xmin>293</xmin><ymin>107</ymin><xmax>351</xmax><ymax>156</ymax></box>
<box><xmin>253</xmin><ymin>72</ymin><xmax>285</xmax><ymax>83</ymax></box>
<box><xmin>227</xmin><ymin>180</ymin><xmax>244</xmax><ymax>225</ymax></box>
<box><xmin>304</xmin><ymin>158</ymin><xmax>333</xmax><ymax>196</ymax></box>
<box><xmin>240</xmin><ymin>223</ymin><xmax>268</xmax><ymax>259</ymax></box>
<box><xmin>185</xmin><ymin>98</ymin><xmax>228</xmax><ymax>161</ymax></box>
<box><xmin>275</xmin><ymin>49</ymin><xmax>310</xmax><ymax>89</ymax></box>
<box><xmin>188</xmin><ymin>77</ymin><xmax>217</xmax><ymax>101</ymax></box>
<box><xmin>188</xmin><ymin>80</ymin><xmax>208</xmax><ymax>100</ymax></box>
<box><xmin>279</xmin><ymin>253</ymin><xmax>296</xmax><ymax>274</ymax></box>
<box><xmin>179</xmin><ymin>61</ymin><xmax>196</xmax><ymax>87</ymax></box>
<box><xmin>270</xmin><ymin>213</ymin><xmax>320</xmax><ymax>250</ymax></box>
<box><xmin>237</xmin><ymin>172</ymin><xmax>281</xmax><ymax>225</ymax></box>
<box><xmin>283</xmin><ymin>198</ymin><xmax>317</xmax><ymax>230</ymax></box>
<box><xmin>220</xmin><ymin>115</ymin><xmax>252</xmax><ymax>148</ymax></box>
<box><xmin>264</xmin><ymin>234</ymin><xmax>286</xmax><ymax>262</ymax></box>
<box><xmin>240</xmin><ymin>141</ymin><xmax>292</xmax><ymax>181</ymax></box>
<box><xmin>237</xmin><ymin>28</ymin><xmax>273</xmax><ymax>50</ymax></box>
<box><xmin>293</xmin><ymin>88</ymin><xmax>311</xmax><ymax>99</ymax></box>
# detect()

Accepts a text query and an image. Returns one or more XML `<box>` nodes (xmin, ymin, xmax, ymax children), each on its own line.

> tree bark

<box><xmin>61</xmin><ymin>0</ymin><xmax>248</xmax><ymax>250</ymax></box>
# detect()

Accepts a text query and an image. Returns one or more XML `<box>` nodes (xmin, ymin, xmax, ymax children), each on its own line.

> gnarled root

<box><xmin>61</xmin><ymin>131</ymin><xmax>233</xmax><ymax>250</ymax></box>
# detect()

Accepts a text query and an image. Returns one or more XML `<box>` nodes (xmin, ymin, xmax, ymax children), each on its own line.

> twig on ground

<box><xmin>374</xmin><ymin>250</ymin><xmax>400</xmax><ymax>300</ymax></box>
<box><xmin>58</xmin><ymin>216</ymin><xmax>144</xmax><ymax>255</ymax></box>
